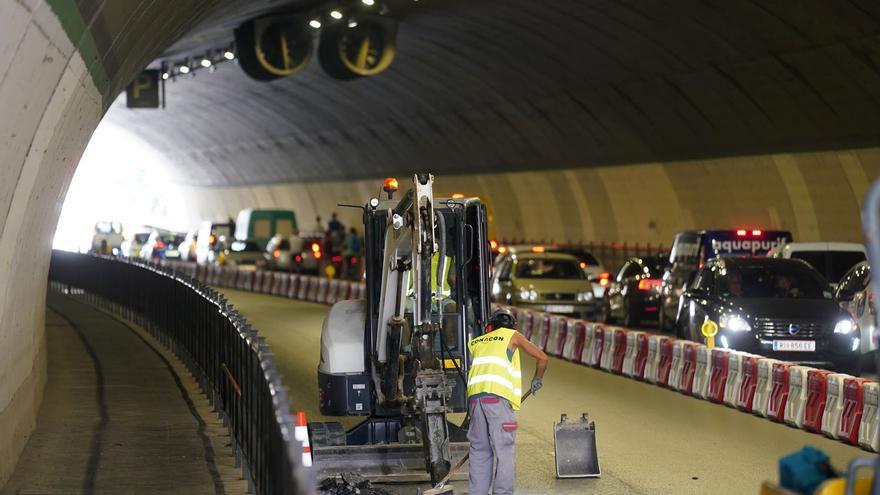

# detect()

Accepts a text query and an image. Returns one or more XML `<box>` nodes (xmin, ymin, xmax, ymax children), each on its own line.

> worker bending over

<box><xmin>466</xmin><ymin>308</ymin><xmax>548</xmax><ymax>495</ymax></box>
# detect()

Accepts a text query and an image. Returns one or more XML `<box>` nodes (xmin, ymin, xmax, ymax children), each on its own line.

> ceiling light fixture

<box><xmin>361</xmin><ymin>0</ymin><xmax>375</xmax><ymax>5</ymax></box>
<box><xmin>309</xmin><ymin>18</ymin><xmax>322</xmax><ymax>28</ymax></box>
<box><xmin>200</xmin><ymin>58</ymin><xmax>212</xmax><ymax>68</ymax></box>
<box><xmin>330</xmin><ymin>10</ymin><xmax>343</xmax><ymax>19</ymax></box>
<box><xmin>178</xmin><ymin>65</ymin><xmax>190</xmax><ymax>74</ymax></box>
<box><xmin>223</xmin><ymin>50</ymin><xmax>235</xmax><ymax>60</ymax></box>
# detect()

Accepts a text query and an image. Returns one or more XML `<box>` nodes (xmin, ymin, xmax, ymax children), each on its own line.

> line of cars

<box><xmin>93</xmin><ymin>208</ymin><xmax>361</xmax><ymax>279</ymax></box>
<box><xmin>614</xmin><ymin>229</ymin><xmax>871</xmax><ymax>375</ymax></box>
<box><xmin>490</xmin><ymin>229</ymin><xmax>874</xmax><ymax>375</ymax></box>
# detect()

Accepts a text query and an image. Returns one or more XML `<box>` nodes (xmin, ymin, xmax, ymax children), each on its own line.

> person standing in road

<box><xmin>466</xmin><ymin>308</ymin><xmax>548</xmax><ymax>495</ymax></box>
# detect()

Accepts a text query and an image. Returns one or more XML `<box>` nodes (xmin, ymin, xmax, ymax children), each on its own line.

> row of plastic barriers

<box><xmin>161</xmin><ymin>260</ymin><xmax>877</xmax><ymax>454</ymax></box>
<box><xmin>505</xmin><ymin>306</ymin><xmax>879</xmax><ymax>454</ymax></box>
<box><xmin>164</xmin><ymin>261</ymin><xmax>366</xmax><ymax>305</ymax></box>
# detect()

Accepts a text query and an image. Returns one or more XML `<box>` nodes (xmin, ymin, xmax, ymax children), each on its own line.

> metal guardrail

<box><xmin>47</xmin><ymin>250</ymin><xmax>313</xmax><ymax>495</ymax></box>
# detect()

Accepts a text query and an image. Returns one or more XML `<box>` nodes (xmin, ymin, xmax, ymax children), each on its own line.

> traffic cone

<box><xmin>295</xmin><ymin>411</ymin><xmax>312</xmax><ymax>467</ymax></box>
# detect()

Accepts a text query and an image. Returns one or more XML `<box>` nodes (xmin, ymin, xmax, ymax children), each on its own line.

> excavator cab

<box><xmin>316</xmin><ymin>175</ymin><xmax>492</xmax><ymax>483</ymax></box>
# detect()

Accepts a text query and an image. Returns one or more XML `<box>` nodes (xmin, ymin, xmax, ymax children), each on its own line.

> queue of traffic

<box><xmin>88</xmin><ymin>207</ymin><xmax>366</xmax><ymax>280</ymax></box>
<box><xmin>491</xmin><ymin>228</ymin><xmax>874</xmax><ymax>376</ymax></box>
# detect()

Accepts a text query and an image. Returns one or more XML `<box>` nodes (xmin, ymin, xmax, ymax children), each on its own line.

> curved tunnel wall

<box><xmin>0</xmin><ymin>0</ymin><xmax>217</xmax><ymax>484</ymax></box>
<box><xmin>183</xmin><ymin>147</ymin><xmax>880</xmax><ymax>248</ymax></box>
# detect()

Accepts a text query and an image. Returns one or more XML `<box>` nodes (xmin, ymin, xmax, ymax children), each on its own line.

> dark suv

<box><xmin>675</xmin><ymin>257</ymin><xmax>861</xmax><ymax>375</ymax></box>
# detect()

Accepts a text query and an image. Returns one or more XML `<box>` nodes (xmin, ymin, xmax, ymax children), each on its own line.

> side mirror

<box><xmin>837</xmin><ymin>289</ymin><xmax>855</xmax><ymax>302</ymax></box>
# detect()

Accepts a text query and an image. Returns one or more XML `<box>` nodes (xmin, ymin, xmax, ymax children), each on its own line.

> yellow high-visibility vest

<box><xmin>408</xmin><ymin>252</ymin><xmax>452</xmax><ymax>300</ymax></box>
<box><xmin>467</xmin><ymin>327</ymin><xmax>522</xmax><ymax>410</ymax></box>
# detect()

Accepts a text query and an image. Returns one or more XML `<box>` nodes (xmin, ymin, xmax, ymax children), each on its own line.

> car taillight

<box><xmin>273</xmin><ymin>249</ymin><xmax>280</xmax><ymax>259</ymax></box>
<box><xmin>638</xmin><ymin>278</ymin><xmax>661</xmax><ymax>291</ymax></box>
<box><xmin>599</xmin><ymin>272</ymin><xmax>610</xmax><ymax>287</ymax></box>
<box><xmin>295</xmin><ymin>255</ymin><xmax>303</xmax><ymax>262</ymax></box>
<box><xmin>332</xmin><ymin>255</ymin><xmax>342</xmax><ymax>263</ymax></box>
<box><xmin>350</xmin><ymin>257</ymin><xmax>359</xmax><ymax>264</ymax></box>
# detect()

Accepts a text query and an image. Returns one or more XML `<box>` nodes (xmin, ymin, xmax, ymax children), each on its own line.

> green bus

<box><xmin>234</xmin><ymin>209</ymin><xmax>297</xmax><ymax>249</ymax></box>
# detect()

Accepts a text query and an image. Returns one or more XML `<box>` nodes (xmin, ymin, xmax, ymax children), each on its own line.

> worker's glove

<box><xmin>530</xmin><ymin>377</ymin><xmax>544</xmax><ymax>397</ymax></box>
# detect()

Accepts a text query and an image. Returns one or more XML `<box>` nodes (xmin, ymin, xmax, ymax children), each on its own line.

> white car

<box><xmin>495</xmin><ymin>245</ymin><xmax>609</xmax><ymax>300</ymax></box>
<box><xmin>768</xmin><ymin>242</ymin><xmax>866</xmax><ymax>287</ymax></box>
<box><xmin>836</xmin><ymin>261</ymin><xmax>877</xmax><ymax>363</ymax></box>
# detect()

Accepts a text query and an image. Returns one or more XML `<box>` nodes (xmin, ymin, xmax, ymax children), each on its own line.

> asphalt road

<box><xmin>220</xmin><ymin>288</ymin><xmax>871</xmax><ymax>494</ymax></box>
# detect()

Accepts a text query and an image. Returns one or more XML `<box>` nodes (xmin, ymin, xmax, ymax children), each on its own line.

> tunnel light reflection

<box><xmin>53</xmin><ymin>120</ymin><xmax>192</xmax><ymax>253</ymax></box>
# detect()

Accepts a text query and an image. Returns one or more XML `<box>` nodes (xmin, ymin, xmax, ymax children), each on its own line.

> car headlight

<box><xmin>576</xmin><ymin>291</ymin><xmax>593</xmax><ymax>302</ymax></box>
<box><xmin>518</xmin><ymin>288</ymin><xmax>537</xmax><ymax>301</ymax></box>
<box><xmin>720</xmin><ymin>314</ymin><xmax>751</xmax><ymax>332</ymax></box>
<box><xmin>834</xmin><ymin>319</ymin><xmax>855</xmax><ymax>334</ymax></box>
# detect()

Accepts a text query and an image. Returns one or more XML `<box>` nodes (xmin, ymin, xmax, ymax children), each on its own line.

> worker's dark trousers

<box><xmin>468</xmin><ymin>396</ymin><xmax>517</xmax><ymax>495</ymax></box>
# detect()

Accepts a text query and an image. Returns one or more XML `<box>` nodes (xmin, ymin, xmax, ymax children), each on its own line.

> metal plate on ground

<box><xmin>554</xmin><ymin>413</ymin><xmax>600</xmax><ymax>478</ymax></box>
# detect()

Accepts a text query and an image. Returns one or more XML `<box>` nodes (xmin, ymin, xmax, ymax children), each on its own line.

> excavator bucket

<box><xmin>554</xmin><ymin>413</ymin><xmax>600</xmax><ymax>478</ymax></box>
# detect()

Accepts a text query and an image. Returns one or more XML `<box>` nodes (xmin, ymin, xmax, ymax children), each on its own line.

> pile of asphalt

<box><xmin>317</xmin><ymin>474</ymin><xmax>392</xmax><ymax>495</ymax></box>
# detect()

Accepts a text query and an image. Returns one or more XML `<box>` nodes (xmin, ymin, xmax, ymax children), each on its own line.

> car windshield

<box><xmin>791</xmin><ymin>251</ymin><xmax>866</xmax><ymax>283</ymax></box>
<box><xmin>96</xmin><ymin>222</ymin><xmax>122</xmax><ymax>234</ymax></box>
<box><xmin>718</xmin><ymin>263</ymin><xmax>832</xmax><ymax>300</ymax></box>
<box><xmin>515</xmin><ymin>258</ymin><xmax>586</xmax><ymax>279</ymax></box>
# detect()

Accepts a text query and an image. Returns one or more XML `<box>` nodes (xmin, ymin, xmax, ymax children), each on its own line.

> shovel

<box><xmin>421</xmin><ymin>390</ymin><xmax>532</xmax><ymax>495</ymax></box>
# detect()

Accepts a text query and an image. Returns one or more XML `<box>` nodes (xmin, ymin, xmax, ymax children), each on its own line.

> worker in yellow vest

<box><xmin>466</xmin><ymin>308</ymin><xmax>548</xmax><ymax>495</ymax></box>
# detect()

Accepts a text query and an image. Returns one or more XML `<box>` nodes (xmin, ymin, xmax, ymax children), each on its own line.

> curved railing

<box><xmin>48</xmin><ymin>251</ymin><xmax>313</xmax><ymax>495</ymax></box>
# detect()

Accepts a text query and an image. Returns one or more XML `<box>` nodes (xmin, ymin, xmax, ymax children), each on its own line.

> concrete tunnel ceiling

<box><xmin>106</xmin><ymin>0</ymin><xmax>880</xmax><ymax>187</ymax></box>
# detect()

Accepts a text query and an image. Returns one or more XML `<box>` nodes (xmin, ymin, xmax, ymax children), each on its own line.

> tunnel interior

<box><xmin>2</xmin><ymin>0</ymin><xmax>880</xmax><ymax>491</ymax></box>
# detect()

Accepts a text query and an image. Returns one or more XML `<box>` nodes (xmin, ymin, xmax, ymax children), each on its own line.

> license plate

<box><xmin>545</xmin><ymin>305</ymin><xmax>575</xmax><ymax>313</ymax></box>
<box><xmin>772</xmin><ymin>340</ymin><xmax>816</xmax><ymax>352</ymax></box>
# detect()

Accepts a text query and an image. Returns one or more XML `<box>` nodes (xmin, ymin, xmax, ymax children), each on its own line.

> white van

<box><xmin>768</xmin><ymin>242</ymin><xmax>866</xmax><ymax>287</ymax></box>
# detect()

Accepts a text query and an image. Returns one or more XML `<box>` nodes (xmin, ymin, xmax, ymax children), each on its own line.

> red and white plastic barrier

<box><xmin>692</xmin><ymin>345</ymin><xmax>711</xmax><ymax>399</ymax></box>
<box><xmin>644</xmin><ymin>335</ymin><xmax>662</xmax><ymax>384</ymax></box>
<box><xmin>803</xmin><ymin>370</ymin><xmax>834</xmax><ymax>433</ymax></box>
<box><xmin>838</xmin><ymin>377</ymin><xmax>870</xmax><ymax>445</ymax></box>
<box><xmin>656</xmin><ymin>337</ymin><xmax>675</xmax><ymax>387</ymax></box>
<box><xmin>724</xmin><ymin>352</ymin><xmax>746</xmax><ymax>407</ymax></box>
<box><xmin>546</xmin><ymin>317</ymin><xmax>568</xmax><ymax>357</ymax></box>
<box><xmin>859</xmin><ymin>382</ymin><xmax>879</xmax><ymax>452</ymax></box>
<box><xmin>599</xmin><ymin>326</ymin><xmax>616</xmax><ymax>372</ymax></box>
<box><xmin>562</xmin><ymin>321</ymin><xmax>586</xmax><ymax>362</ymax></box>
<box><xmin>767</xmin><ymin>362</ymin><xmax>792</xmax><ymax>422</ymax></box>
<box><xmin>631</xmin><ymin>333</ymin><xmax>649</xmax><ymax>380</ymax></box>
<box><xmin>736</xmin><ymin>355</ymin><xmax>759</xmax><ymax>412</ymax></box>
<box><xmin>784</xmin><ymin>365</ymin><xmax>811</xmax><ymax>428</ymax></box>
<box><xmin>580</xmin><ymin>323</ymin><xmax>598</xmax><ymax>366</ymax></box>
<box><xmin>611</xmin><ymin>329</ymin><xmax>627</xmax><ymax>374</ymax></box>
<box><xmin>820</xmin><ymin>373</ymin><xmax>847</xmax><ymax>438</ymax></box>
<box><xmin>707</xmin><ymin>348</ymin><xmax>729</xmax><ymax>403</ymax></box>
<box><xmin>753</xmin><ymin>358</ymin><xmax>780</xmax><ymax>417</ymax></box>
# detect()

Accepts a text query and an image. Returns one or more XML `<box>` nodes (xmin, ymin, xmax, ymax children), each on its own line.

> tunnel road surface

<box><xmin>1</xmin><ymin>293</ymin><xmax>246</xmax><ymax>495</ymax></box>
<box><xmin>220</xmin><ymin>288</ymin><xmax>870</xmax><ymax>495</ymax></box>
